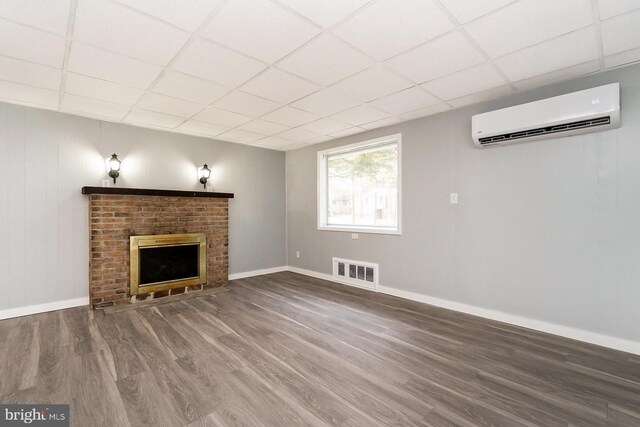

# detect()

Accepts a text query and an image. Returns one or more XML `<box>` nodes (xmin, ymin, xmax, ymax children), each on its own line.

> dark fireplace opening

<box><xmin>139</xmin><ymin>244</ymin><xmax>199</xmax><ymax>285</ymax></box>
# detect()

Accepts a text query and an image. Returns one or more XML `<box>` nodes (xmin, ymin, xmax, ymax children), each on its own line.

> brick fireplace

<box><xmin>83</xmin><ymin>187</ymin><xmax>234</xmax><ymax>308</ymax></box>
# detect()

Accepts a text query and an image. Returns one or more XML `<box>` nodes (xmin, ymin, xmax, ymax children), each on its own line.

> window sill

<box><xmin>318</xmin><ymin>225</ymin><xmax>401</xmax><ymax>235</ymax></box>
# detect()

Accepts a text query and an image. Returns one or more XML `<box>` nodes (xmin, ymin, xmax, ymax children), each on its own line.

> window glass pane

<box><xmin>326</xmin><ymin>142</ymin><xmax>398</xmax><ymax>228</ymax></box>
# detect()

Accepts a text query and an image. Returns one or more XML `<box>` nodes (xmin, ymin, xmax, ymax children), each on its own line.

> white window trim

<box><xmin>317</xmin><ymin>133</ymin><xmax>402</xmax><ymax>235</ymax></box>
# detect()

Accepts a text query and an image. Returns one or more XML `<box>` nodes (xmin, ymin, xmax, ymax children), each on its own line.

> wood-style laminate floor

<box><xmin>1</xmin><ymin>271</ymin><xmax>640</xmax><ymax>426</ymax></box>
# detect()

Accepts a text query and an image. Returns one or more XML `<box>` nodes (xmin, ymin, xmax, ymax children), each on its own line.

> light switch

<box><xmin>351</xmin><ymin>233</ymin><xmax>359</xmax><ymax>240</ymax></box>
<box><xmin>450</xmin><ymin>193</ymin><xmax>458</xmax><ymax>204</ymax></box>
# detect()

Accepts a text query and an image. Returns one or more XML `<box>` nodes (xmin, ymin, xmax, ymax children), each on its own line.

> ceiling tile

<box><xmin>598</xmin><ymin>0</ymin><xmax>640</xmax><ymax>19</ymax></box>
<box><xmin>0</xmin><ymin>0</ymin><xmax>70</xmax><ymax>35</ymax></box>
<box><xmin>307</xmin><ymin>135</ymin><xmax>334</xmax><ymax>143</ymax></box>
<box><xmin>299</xmin><ymin>118</ymin><xmax>351</xmax><ymax>134</ymax></box>
<box><xmin>369</xmin><ymin>86</ymin><xmax>440</xmax><ymax>115</ymax></box>
<box><xmin>333</xmin><ymin>0</ymin><xmax>454</xmax><ymax>60</ymax></box>
<box><xmin>153</xmin><ymin>71</ymin><xmax>229</xmax><ymax>105</ymax></box>
<box><xmin>0</xmin><ymin>19</ymin><xmax>65</xmax><ymax>67</ymax></box>
<box><xmin>400</xmin><ymin>103</ymin><xmax>452</xmax><ymax>120</ymax></box>
<box><xmin>74</xmin><ymin>0</ymin><xmax>190</xmax><ymax>66</ymax></box>
<box><xmin>237</xmin><ymin>119</ymin><xmax>288</xmax><ymax>136</ymax></box>
<box><xmin>281</xmin><ymin>141</ymin><xmax>313</xmax><ymax>150</ymax></box>
<box><xmin>213</xmin><ymin>91</ymin><xmax>281</xmax><ymax>117</ymax></box>
<box><xmin>258</xmin><ymin>146</ymin><xmax>288</xmax><ymax>151</ymax></box>
<box><xmin>240</xmin><ymin>68</ymin><xmax>320</xmax><ymax>104</ymax></box>
<box><xmin>175</xmin><ymin>120</ymin><xmax>228</xmax><ymax>137</ymax></box>
<box><xmin>465</xmin><ymin>0</ymin><xmax>593</xmax><ymax>58</ymax></box>
<box><xmin>0</xmin><ymin>56</ymin><xmax>62</xmax><ymax>90</ymax></box>
<box><xmin>330</xmin><ymin>66</ymin><xmax>413</xmax><ymax>102</ymax></box>
<box><xmin>385</xmin><ymin>31</ymin><xmax>485</xmax><ymax>84</ymax></box>
<box><xmin>192</xmin><ymin>106</ymin><xmax>253</xmax><ymax>127</ymax></box>
<box><xmin>201</xmin><ymin>0</ymin><xmax>319</xmax><ymax>63</ymax></box>
<box><xmin>251</xmin><ymin>136</ymin><xmax>294</xmax><ymax>150</ymax></box>
<box><xmin>329</xmin><ymin>127</ymin><xmax>365</xmax><ymax>138</ymax></box>
<box><xmin>601</xmin><ymin>9</ymin><xmax>640</xmax><ymax>56</ymax></box>
<box><xmin>496</xmin><ymin>27</ymin><xmax>599</xmax><ymax>82</ymax></box>
<box><xmin>447</xmin><ymin>85</ymin><xmax>514</xmax><ymax>108</ymax></box>
<box><xmin>65</xmin><ymin>72</ymin><xmax>144</xmax><ymax>105</ymax></box>
<box><xmin>278</xmin><ymin>127</ymin><xmax>321</xmax><ymax>142</ymax></box>
<box><xmin>62</xmin><ymin>93</ymin><xmax>131</xmax><ymax>120</ymax></box>
<box><xmin>512</xmin><ymin>61</ymin><xmax>600</xmax><ymax>92</ymax></box>
<box><xmin>358</xmin><ymin>115</ymin><xmax>403</xmax><ymax>130</ymax></box>
<box><xmin>421</xmin><ymin>63</ymin><xmax>506</xmax><ymax>100</ymax></box>
<box><xmin>329</xmin><ymin>104</ymin><xmax>389</xmax><ymax>126</ymax></box>
<box><xmin>0</xmin><ymin>0</ymin><xmax>628</xmax><ymax>136</ymax></box>
<box><xmin>604</xmin><ymin>47</ymin><xmax>640</xmax><ymax>69</ymax></box>
<box><xmin>439</xmin><ymin>0</ymin><xmax>516</xmax><ymax>24</ymax></box>
<box><xmin>115</xmin><ymin>0</ymin><xmax>220</xmax><ymax>31</ymax></box>
<box><xmin>0</xmin><ymin>79</ymin><xmax>59</xmax><ymax>109</ymax></box>
<box><xmin>260</xmin><ymin>106</ymin><xmax>320</xmax><ymax>127</ymax></box>
<box><xmin>68</xmin><ymin>43</ymin><xmax>163</xmax><ymax>89</ymax></box>
<box><xmin>137</xmin><ymin>93</ymin><xmax>204</xmax><ymax>117</ymax></box>
<box><xmin>291</xmin><ymin>88</ymin><xmax>360</xmax><ymax>115</ymax></box>
<box><xmin>173</xmin><ymin>38</ymin><xmax>267</xmax><ymax>87</ymax></box>
<box><xmin>217</xmin><ymin>129</ymin><xmax>264</xmax><ymax>144</ymax></box>
<box><xmin>276</xmin><ymin>0</ymin><xmax>371</xmax><ymax>28</ymax></box>
<box><xmin>277</xmin><ymin>33</ymin><xmax>373</xmax><ymax>86</ymax></box>
<box><xmin>125</xmin><ymin>108</ymin><xmax>185</xmax><ymax>128</ymax></box>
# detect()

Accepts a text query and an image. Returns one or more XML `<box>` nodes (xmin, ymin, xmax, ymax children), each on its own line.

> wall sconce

<box><xmin>108</xmin><ymin>153</ymin><xmax>121</xmax><ymax>184</ymax></box>
<box><xmin>199</xmin><ymin>164</ymin><xmax>211</xmax><ymax>189</ymax></box>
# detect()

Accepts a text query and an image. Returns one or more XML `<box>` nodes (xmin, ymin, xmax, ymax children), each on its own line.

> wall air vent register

<box><xmin>332</xmin><ymin>257</ymin><xmax>378</xmax><ymax>290</ymax></box>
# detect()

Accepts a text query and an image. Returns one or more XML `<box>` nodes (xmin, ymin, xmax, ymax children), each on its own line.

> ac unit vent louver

<box><xmin>479</xmin><ymin>116</ymin><xmax>611</xmax><ymax>145</ymax></box>
<box><xmin>332</xmin><ymin>257</ymin><xmax>378</xmax><ymax>290</ymax></box>
<box><xmin>472</xmin><ymin>83</ymin><xmax>620</xmax><ymax>147</ymax></box>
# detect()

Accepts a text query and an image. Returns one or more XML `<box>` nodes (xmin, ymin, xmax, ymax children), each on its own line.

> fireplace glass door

<box><xmin>130</xmin><ymin>233</ymin><xmax>206</xmax><ymax>294</ymax></box>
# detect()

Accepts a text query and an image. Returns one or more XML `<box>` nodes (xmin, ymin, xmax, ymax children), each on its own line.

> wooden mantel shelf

<box><xmin>82</xmin><ymin>186</ymin><xmax>234</xmax><ymax>199</ymax></box>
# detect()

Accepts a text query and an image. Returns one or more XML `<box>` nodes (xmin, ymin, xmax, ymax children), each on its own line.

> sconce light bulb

<box><xmin>108</xmin><ymin>153</ymin><xmax>121</xmax><ymax>184</ymax></box>
<box><xmin>199</xmin><ymin>164</ymin><xmax>211</xmax><ymax>189</ymax></box>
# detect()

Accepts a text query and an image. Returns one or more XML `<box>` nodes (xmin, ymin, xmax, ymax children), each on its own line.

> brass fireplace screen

<box><xmin>130</xmin><ymin>233</ymin><xmax>206</xmax><ymax>295</ymax></box>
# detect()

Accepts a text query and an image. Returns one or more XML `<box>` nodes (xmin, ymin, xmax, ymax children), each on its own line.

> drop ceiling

<box><xmin>0</xmin><ymin>0</ymin><xmax>638</xmax><ymax>151</ymax></box>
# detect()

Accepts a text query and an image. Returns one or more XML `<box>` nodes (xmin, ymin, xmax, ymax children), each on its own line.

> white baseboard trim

<box><xmin>0</xmin><ymin>297</ymin><xmax>89</xmax><ymax>321</ymax></box>
<box><xmin>229</xmin><ymin>266</ymin><xmax>288</xmax><ymax>281</ymax></box>
<box><xmin>286</xmin><ymin>266</ymin><xmax>640</xmax><ymax>356</ymax></box>
<box><xmin>0</xmin><ymin>266</ymin><xmax>288</xmax><ymax>320</ymax></box>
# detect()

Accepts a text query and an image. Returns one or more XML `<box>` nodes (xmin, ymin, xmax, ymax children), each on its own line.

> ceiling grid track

<box><xmin>120</xmin><ymin>0</ymin><xmax>232</xmax><ymax>125</ymax></box>
<box><xmin>590</xmin><ymin>0</ymin><xmax>607</xmax><ymax>71</ymax></box>
<box><xmin>58</xmin><ymin>0</ymin><xmax>79</xmax><ymax>110</ymax></box>
<box><xmin>0</xmin><ymin>0</ymin><xmax>638</xmax><ymax>149</ymax></box>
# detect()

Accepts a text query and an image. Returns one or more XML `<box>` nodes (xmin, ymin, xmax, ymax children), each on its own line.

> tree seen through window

<box><xmin>326</xmin><ymin>142</ymin><xmax>398</xmax><ymax>228</ymax></box>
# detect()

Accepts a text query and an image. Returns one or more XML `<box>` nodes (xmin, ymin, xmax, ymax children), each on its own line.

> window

<box><xmin>318</xmin><ymin>134</ymin><xmax>401</xmax><ymax>234</ymax></box>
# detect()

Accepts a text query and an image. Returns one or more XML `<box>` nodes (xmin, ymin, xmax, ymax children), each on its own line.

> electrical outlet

<box><xmin>351</xmin><ymin>233</ymin><xmax>359</xmax><ymax>240</ymax></box>
<box><xmin>450</xmin><ymin>193</ymin><xmax>458</xmax><ymax>204</ymax></box>
<box><xmin>296</xmin><ymin>251</ymin><xmax>300</xmax><ymax>258</ymax></box>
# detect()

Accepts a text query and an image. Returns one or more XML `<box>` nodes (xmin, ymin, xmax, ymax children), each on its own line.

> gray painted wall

<box><xmin>287</xmin><ymin>64</ymin><xmax>640</xmax><ymax>343</ymax></box>
<box><xmin>0</xmin><ymin>104</ymin><xmax>286</xmax><ymax>311</ymax></box>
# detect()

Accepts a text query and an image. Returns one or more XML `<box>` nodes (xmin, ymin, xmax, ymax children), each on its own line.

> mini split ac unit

<box><xmin>472</xmin><ymin>83</ymin><xmax>621</xmax><ymax>147</ymax></box>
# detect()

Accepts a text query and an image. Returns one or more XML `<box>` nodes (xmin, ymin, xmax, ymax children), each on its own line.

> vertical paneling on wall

<box><xmin>0</xmin><ymin>105</ymin><xmax>286</xmax><ymax>312</ymax></box>
<box><xmin>285</xmin><ymin>64</ymin><xmax>640</xmax><ymax>343</ymax></box>
<box><xmin>6</xmin><ymin>107</ymin><xmax>26</xmax><ymax>309</ymax></box>
<box><xmin>0</xmin><ymin>105</ymin><xmax>13</xmax><ymax>310</ymax></box>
